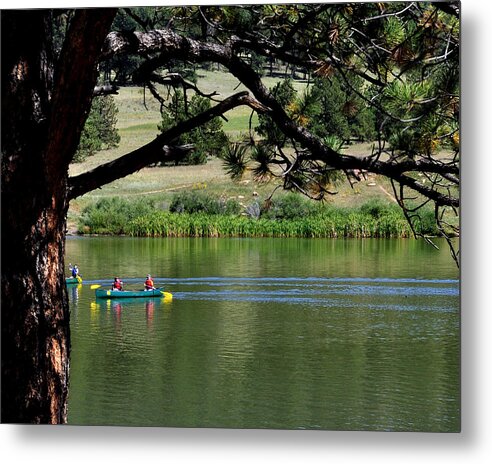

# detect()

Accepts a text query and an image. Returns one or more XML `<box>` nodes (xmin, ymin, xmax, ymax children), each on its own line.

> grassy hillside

<box><xmin>67</xmin><ymin>71</ymin><xmax>396</xmax><ymax>233</ymax></box>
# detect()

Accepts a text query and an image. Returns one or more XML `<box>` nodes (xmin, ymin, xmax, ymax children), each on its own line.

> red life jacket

<box><xmin>145</xmin><ymin>278</ymin><xmax>154</xmax><ymax>289</ymax></box>
<box><xmin>113</xmin><ymin>280</ymin><xmax>122</xmax><ymax>290</ymax></box>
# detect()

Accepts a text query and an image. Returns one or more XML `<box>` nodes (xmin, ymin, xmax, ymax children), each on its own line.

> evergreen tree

<box><xmin>158</xmin><ymin>90</ymin><xmax>229</xmax><ymax>165</ymax></box>
<box><xmin>256</xmin><ymin>79</ymin><xmax>297</xmax><ymax>147</ymax></box>
<box><xmin>74</xmin><ymin>95</ymin><xmax>120</xmax><ymax>162</ymax></box>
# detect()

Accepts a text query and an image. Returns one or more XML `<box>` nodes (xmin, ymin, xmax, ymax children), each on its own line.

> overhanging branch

<box><xmin>68</xmin><ymin>91</ymin><xmax>267</xmax><ymax>200</ymax></box>
<box><xmin>97</xmin><ymin>25</ymin><xmax>459</xmax><ymax>208</ymax></box>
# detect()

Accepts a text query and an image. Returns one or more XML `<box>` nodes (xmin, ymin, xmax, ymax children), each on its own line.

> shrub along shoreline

<box><xmin>77</xmin><ymin>194</ymin><xmax>440</xmax><ymax>238</ymax></box>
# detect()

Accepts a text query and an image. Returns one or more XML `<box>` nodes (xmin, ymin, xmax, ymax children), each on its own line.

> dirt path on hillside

<box><xmin>378</xmin><ymin>184</ymin><xmax>398</xmax><ymax>203</ymax></box>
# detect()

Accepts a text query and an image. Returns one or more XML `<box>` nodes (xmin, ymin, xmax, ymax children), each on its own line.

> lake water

<box><xmin>66</xmin><ymin>236</ymin><xmax>460</xmax><ymax>431</ymax></box>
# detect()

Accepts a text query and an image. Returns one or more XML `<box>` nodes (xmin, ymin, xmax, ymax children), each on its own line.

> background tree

<box><xmin>308</xmin><ymin>75</ymin><xmax>377</xmax><ymax>143</ymax></box>
<box><xmin>1</xmin><ymin>2</ymin><xmax>459</xmax><ymax>424</ymax></box>
<box><xmin>74</xmin><ymin>95</ymin><xmax>121</xmax><ymax>162</ymax></box>
<box><xmin>158</xmin><ymin>90</ymin><xmax>229</xmax><ymax>165</ymax></box>
<box><xmin>256</xmin><ymin>79</ymin><xmax>297</xmax><ymax>148</ymax></box>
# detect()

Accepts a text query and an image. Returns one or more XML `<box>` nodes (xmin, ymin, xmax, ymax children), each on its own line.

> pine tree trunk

<box><xmin>1</xmin><ymin>8</ymin><xmax>116</xmax><ymax>424</ymax></box>
<box><xmin>1</xmin><ymin>10</ymin><xmax>69</xmax><ymax>424</ymax></box>
<box><xmin>1</xmin><ymin>187</ymin><xmax>70</xmax><ymax>424</ymax></box>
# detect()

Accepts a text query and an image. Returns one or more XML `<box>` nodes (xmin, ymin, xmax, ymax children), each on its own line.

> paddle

<box><xmin>149</xmin><ymin>286</ymin><xmax>172</xmax><ymax>297</ymax></box>
<box><xmin>155</xmin><ymin>287</ymin><xmax>172</xmax><ymax>299</ymax></box>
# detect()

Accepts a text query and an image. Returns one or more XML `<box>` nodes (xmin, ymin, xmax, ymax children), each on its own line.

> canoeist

<box><xmin>112</xmin><ymin>277</ymin><xmax>123</xmax><ymax>291</ymax></box>
<box><xmin>69</xmin><ymin>264</ymin><xmax>80</xmax><ymax>278</ymax></box>
<box><xmin>144</xmin><ymin>274</ymin><xmax>155</xmax><ymax>291</ymax></box>
<box><xmin>69</xmin><ymin>264</ymin><xmax>82</xmax><ymax>282</ymax></box>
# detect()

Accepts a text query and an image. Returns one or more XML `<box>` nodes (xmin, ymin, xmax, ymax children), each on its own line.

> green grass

<box><xmin>221</xmin><ymin>108</ymin><xmax>259</xmax><ymax>136</ymax></box>
<box><xmin>77</xmin><ymin>196</ymin><xmax>440</xmax><ymax>238</ymax></box>
<box><xmin>117</xmin><ymin>210</ymin><xmax>416</xmax><ymax>239</ymax></box>
<box><xmin>119</xmin><ymin>123</ymin><xmax>162</xmax><ymax>133</ymax></box>
<box><xmin>67</xmin><ymin>71</ymin><xmax>403</xmax><ymax>232</ymax></box>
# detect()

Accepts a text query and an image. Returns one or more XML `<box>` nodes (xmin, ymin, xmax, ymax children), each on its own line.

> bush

<box><xmin>359</xmin><ymin>199</ymin><xmax>396</xmax><ymax>219</ymax></box>
<box><xmin>79</xmin><ymin>194</ymin><xmax>439</xmax><ymax>238</ymax></box>
<box><xmin>261</xmin><ymin>193</ymin><xmax>316</xmax><ymax>220</ymax></box>
<box><xmin>359</xmin><ymin>199</ymin><xmax>438</xmax><ymax>236</ymax></box>
<box><xmin>411</xmin><ymin>207</ymin><xmax>440</xmax><ymax>236</ymax></box>
<box><xmin>169</xmin><ymin>191</ymin><xmax>241</xmax><ymax>215</ymax></box>
<box><xmin>79</xmin><ymin>197</ymin><xmax>156</xmax><ymax>234</ymax></box>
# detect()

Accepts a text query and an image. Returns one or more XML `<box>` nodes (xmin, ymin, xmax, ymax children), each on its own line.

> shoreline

<box><xmin>73</xmin><ymin>211</ymin><xmax>448</xmax><ymax>239</ymax></box>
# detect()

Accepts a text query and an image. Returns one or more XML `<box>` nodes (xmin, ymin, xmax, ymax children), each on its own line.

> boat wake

<box><xmin>158</xmin><ymin>276</ymin><xmax>459</xmax><ymax>313</ymax></box>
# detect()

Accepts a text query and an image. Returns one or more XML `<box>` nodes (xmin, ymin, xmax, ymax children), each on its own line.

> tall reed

<box><xmin>125</xmin><ymin>211</ymin><xmax>416</xmax><ymax>238</ymax></box>
<box><xmin>79</xmin><ymin>196</ymin><xmax>439</xmax><ymax>238</ymax></box>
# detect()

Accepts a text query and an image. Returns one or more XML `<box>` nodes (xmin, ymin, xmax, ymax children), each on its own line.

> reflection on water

<box><xmin>67</xmin><ymin>237</ymin><xmax>459</xmax><ymax>431</ymax></box>
<box><xmin>89</xmin><ymin>298</ymin><xmax>166</xmax><ymax>330</ymax></box>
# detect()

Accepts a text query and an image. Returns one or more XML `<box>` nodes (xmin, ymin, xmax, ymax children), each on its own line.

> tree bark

<box><xmin>1</xmin><ymin>9</ymin><xmax>116</xmax><ymax>424</ymax></box>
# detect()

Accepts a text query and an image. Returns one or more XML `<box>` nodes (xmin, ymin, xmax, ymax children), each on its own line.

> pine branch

<box><xmin>68</xmin><ymin>91</ymin><xmax>265</xmax><ymax>199</ymax></box>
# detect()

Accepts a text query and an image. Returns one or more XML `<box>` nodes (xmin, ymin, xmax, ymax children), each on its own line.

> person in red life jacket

<box><xmin>112</xmin><ymin>277</ymin><xmax>123</xmax><ymax>291</ymax></box>
<box><xmin>144</xmin><ymin>274</ymin><xmax>155</xmax><ymax>291</ymax></box>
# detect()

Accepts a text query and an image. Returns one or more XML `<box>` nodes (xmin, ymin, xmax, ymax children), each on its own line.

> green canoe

<box><xmin>95</xmin><ymin>288</ymin><xmax>173</xmax><ymax>300</ymax></box>
<box><xmin>66</xmin><ymin>276</ymin><xmax>82</xmax><ymax>285</ymax></box>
